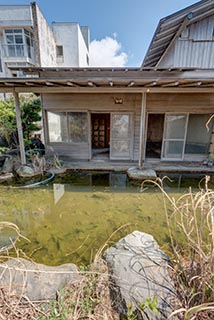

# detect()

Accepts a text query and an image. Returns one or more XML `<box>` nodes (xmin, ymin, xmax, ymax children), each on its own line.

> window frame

<box><xmin>47</xmin><ymin>111</ymin><xmax>89</xmax><ymax>145</ymax></box>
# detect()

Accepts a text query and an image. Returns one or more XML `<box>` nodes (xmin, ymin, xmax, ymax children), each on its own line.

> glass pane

<box><xmin>111</xmin><ymin>114</ymin><xmax>130</xmax><ymax>138</ymax></box>
<box><xmin>164</xmin><ymin>114</ymin><xmax>187</xmax><ymax>139</ymax></box>
<box><xmin>16</xmin><ymin>45</ymin><xmax>24</xmax><ymax>56</ymax></box>
<box><xmin>48</xmin><ymin>112</ymin><xmax>68</xmax><ymax>142</ymax></box>
<box><xmin>6</xmin><ymin>35</ymin><xmax>14</xmax><ymax>44</ymax></box>
<box><xmin>15</xmin><ymin>35</ymin><xmax>23</xmax><ymax>44</ymax></box>
<box><xmin>163</xmin><ymin>141</ymin><xmax>184</xmax><ymax>159</ymax></box>
<box><xmin>68</xmin><ymin>112</ymin><xmax>88</xmax><ymax>143</ymax></box>
<box><xmin>185</xmin><ymin>114</ymin><xmax>212</xmax><ymax>155</ymax></box>
<box><xmin>8</xmin><ymin>45</ymin><xmax>15</xmax><ymax>56</ymax></box>
<box><xmin>14</xmin><ymin>29</ymin><xmax>22</xmax><ymax>33</ymax></box>
<box><xmin>111</xmin><ymin>140</ymin><xmax>130</xmax><ymax>157</ymax></box>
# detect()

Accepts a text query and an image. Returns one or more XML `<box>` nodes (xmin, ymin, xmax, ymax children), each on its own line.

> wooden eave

<box><xmin>0</xmin><ymin>68</ymin><xmax>214</xmax><ymax>93</ymax></box>
<box><xmin>142</xmin><ymin>0</ymin><xmax>214</xmax><ymax>67</ymax></box>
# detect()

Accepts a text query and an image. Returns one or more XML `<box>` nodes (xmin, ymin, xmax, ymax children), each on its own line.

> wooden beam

<box><xmin>144</xmin><ymin>81</ymin><xmax>158</xmax><ymax>87</ymax></box>
<box><xmin>139</xmin><ymin>92</ymin><xmax>147</xmax><ymax>169</ymax></box>
<box><xmin>66</xmin><ymin>81</ymin><xmax>76</xmax><ymax>86</ymax></box>
<box><xmin>13</xmin><ymin>86</ymin><xmax>214</xmax><ymax>94</ymax></box>
<box><xmin>128</xmin><ymin>81</ymin><xmax>135</xmax><ymax>87</ymax></box>
<box><xmin>156</xmin><ymin>17</ymin><xmax>191</xmax><ymax>67</ymax></box>
<box><xmin>13</xmin><ymin>91</ymin><xmax>26</xmax><ymax>165</ymax></box>
<box><xmin>162</xmin><ymin>81</ymin><xmax>180</xmax><ymax>87</ymax></box>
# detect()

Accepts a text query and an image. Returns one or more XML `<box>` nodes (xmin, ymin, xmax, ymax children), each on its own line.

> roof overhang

<box><xmin>0</xmin><ymin>67</ymin><xmax>214</xmax><ymax>94</ymax></box>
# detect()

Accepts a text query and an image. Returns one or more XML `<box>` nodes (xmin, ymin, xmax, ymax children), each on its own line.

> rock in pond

<box><xmin>0</xmin><ymin>258</ymin><xmax>81</xmax><ymax>301</ymax></box>
<box><xmin>127</xmin><ymin>167</ymin><xmax>157</xmax><ymax>181</ymax></box>
<box><xmin>103</xmin><ymin>231</ymin><xmax>177</xmax><ymax>319</ymax></box>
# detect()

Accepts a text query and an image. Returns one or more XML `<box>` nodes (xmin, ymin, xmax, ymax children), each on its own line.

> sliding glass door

<box><xmin>162</xmin><ymin>114</ymin><xmax>188</xmax><ymax>160</ymax></box>
<box><xmin>110</xmin><ymin>113</ymin><xmax>133</xmax><ymax>160</ymax></box>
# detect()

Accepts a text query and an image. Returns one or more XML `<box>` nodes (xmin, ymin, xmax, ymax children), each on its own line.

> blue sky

<box><xmin>0</xmin><ymin>0</ymin><xmax>198</xmax><ymax>66</ymax></box>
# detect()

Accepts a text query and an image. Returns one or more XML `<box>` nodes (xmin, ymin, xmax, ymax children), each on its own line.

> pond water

<box><xmin>0</xmin><ymin>171</ymin><xmax>212</xmax><ymax>266</ymax></box>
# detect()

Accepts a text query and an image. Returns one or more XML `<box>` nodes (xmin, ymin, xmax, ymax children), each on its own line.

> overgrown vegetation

<box><xmin>0</xmin><ymin>94</ymin><xmax>41</xmax><ymax>149</ymax></box>
<box><xmin>1</xmin><ymin>177</ymin><xmax>214</xmax><ymax>319</ymax></box>
<box><xmin>37</xmin><ymin>261</ymin><xmax>118</xmax><ymax>320</ymax></box>
<box><xmin>147</xmin><ymin>176</ymin><xmax>214</xmax><ymax>320</ymax></box>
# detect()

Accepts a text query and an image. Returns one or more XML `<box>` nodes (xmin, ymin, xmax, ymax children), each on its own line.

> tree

<box><xmin>0</xmin><ymin>94</ymin><xmax>42</xmax><ymax>148</ymax></box>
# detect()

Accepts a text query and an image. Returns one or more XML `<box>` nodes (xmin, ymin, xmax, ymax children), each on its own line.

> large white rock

<box><xmin>0</xmin><ymin>258</ymin><xmax>81</xmax><ymax>301</ymax></box>
<box><xmin>16</xmin><ymin>165</ymin><xmax>36</xmax><ymax>178</ymax></box>
<box><xmin>127</xmin><ymin>167</ymin><xmax>157</xmax><ymax>180</ymax></box>
<box><xmin>103</xmin><ymin>231</ymin><xmax>177</xmax><ymax>319</ymax></box>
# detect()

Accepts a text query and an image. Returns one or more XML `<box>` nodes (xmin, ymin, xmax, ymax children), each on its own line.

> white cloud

<box><xmin>89</xmin><ymin>36</ymin><xmax>128</xmax><ymax>67</ymax></box>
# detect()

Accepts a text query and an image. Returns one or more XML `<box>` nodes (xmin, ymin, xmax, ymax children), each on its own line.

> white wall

<box><xmin>53</xmin><ymin>22</ymin><xmax>89</xmax><ymax>67</ymax></box>
<box><xmin>35</xmin><ymin>5</ymin><xmax>57</xmax><ymax>67</ymax></box>
<box><xmin>77</xmin><ymin>25</ymin><xmax>89</xmax><ymax>67</ymax></box>
<box><xmin>0</xmin><ymin>5</ymin><xmax>33</xmax><ymax>27</ymax></box>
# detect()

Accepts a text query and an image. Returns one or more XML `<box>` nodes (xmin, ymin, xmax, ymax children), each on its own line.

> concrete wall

<box><xmin>53</xmin><ymin>22</ymin><xmax>89</xmax><ymax>67</ymax></box>
<box><xmin>34</xmin><ymin>4</ymin><xmax>56</xmax><ymax>67</ymax></box>
<box><xmin>0</xmin><ymin>5</ymin><xmax>33</xmax><ymax>27</ymax></box>
<box><xmin>77</xmin><ymin>25</ymin><xmax>89</xmax><ymax>66</ymax></box>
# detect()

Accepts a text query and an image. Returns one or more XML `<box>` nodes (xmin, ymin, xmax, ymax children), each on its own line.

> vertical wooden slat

<box><xmin>138</xmin><ymin>92</ymin><xmax>147</xmax><ymax>168</ymax></box>
<box><xmin>13</xmin><ymin>91</ymin><xmax>26</xmax><ymax>165</ymax></box>
<box><xmin>209</xmin><ymin>121</ymin><xmax>214</xmax><ymax>160</ymax></box>
<box><xmin>88</xmin><ymin>111</ymin><xmax>92</xmax><ymax>160</ymax></box>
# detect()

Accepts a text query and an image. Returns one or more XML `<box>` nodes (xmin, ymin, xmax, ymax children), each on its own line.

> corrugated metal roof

<box><xmin>142</xmin><ymin>0</ymin><xmax>214</xmax><ymax>67</ymax></box>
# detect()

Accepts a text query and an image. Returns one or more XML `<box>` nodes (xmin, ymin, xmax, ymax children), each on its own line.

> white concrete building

<box><xmin>0</xmin><ymin>2</ymin><xmax>90</xmax><ymax>78</ymax></box>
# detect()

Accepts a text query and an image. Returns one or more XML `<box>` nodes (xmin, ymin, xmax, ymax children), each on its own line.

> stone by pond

<box><xmin>0</xmin><ymin>231</ymin><xmax>177</xmax><ymax>320</ymax></box>
<box><xmin>104</xmin><ymin>231</ymin><xmax>176</xmax><ymax>319</ymax></box>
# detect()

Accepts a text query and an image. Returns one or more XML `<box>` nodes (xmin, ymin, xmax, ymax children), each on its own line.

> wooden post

<box><xmin>13</xmin><ymin>91</ymin><xmax>26</xmax><ymax>165</ymax></box>
<box><xmin>138</xmin><ymin>92</ymin><xmax>147</xmax><ymax>169</ymax></box>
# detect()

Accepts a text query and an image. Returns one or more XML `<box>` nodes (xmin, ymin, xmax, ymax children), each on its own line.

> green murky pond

<box><xmin>0</xmin><ymin>172</ymin><xmax>212</xmax><ymax>266</ymax></box>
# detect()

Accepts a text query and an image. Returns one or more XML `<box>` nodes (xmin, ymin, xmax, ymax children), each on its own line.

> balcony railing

<box><xmin>2</xmin><ymin>44</ymin><xmax>35</xmax><ymax>61</ymax></box>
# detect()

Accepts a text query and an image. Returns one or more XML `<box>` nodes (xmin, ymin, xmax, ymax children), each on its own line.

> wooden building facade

<box><xmin>0</xmin><ymin>67</ymin><xmax>214</xmax><ymax>168</ymax></box>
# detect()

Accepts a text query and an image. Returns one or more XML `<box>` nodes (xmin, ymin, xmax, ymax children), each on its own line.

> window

<box><xmin>56</xmin><ymin>45</ymin><xmax>64</xmax><ymax>63</ymax></box>
<box><xmin>56</xmin><ymin>45</ymin><xmax>63</xmax><ymax>57</ymax></box>
<box><xmin>162</xmin><ymin>114</ymin><xmax>188</xmax><ymax>159</ymax></box>
<box><xmin>185</xmin><ymin>114</ymin><xmax>212</xmax><ymax>155</ymax></box>
<box><xmin>47</xmin><ymin>111</ymin><xmax>88</xmax><ymax>143</ymax></box>
<box><xmin>68</xmin><ymin>112</ymin><xmax>88</xmax><ymax>143</ymax></box>
<box><xmin>47</xmin><ymin>112</ymin><xmax>68</xmax><ymax>142</ymax></box>
<box><xmin>24</xmin><ymin>29</ymin><xmax>34</xmax><ymax>59</ymax></box>
<box><xmin>4</xmin><ymin>29</ymin><xmax>34</xmax><ymax>58</ymax></box>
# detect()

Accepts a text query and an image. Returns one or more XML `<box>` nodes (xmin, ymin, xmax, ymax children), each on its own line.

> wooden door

<box><xmin>91</xmin><ymin>113</ymin><xmax>110</xmax><ymax>149</ymax></box>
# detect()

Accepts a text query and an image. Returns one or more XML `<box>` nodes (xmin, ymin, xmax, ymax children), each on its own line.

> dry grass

<box><xmin>0</xmin><ymin>221</ymin><xmax>120</xmax><ymax>320</ymax></box>
<box><xmin>47</xmin><ymin>259</ymin><xmax>119</xmax><ymax>320</ymax></box>
<box><xmin>143</xmin><ymin>176</ymin><xmax>214</xmax><ymax>320</ymax></box>
<box><xmin>0</xmin><ymin>258</ymin><xmax>118</xmax><ymax>320</ymax></box>
<box><xmin>0</xmin><ymin>289</ymin><xmax>45</xmax><ymax>320</ymax></box>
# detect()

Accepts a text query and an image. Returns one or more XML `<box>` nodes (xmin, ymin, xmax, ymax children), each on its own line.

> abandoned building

<box><xmin>0</xmin><ymin>2</ymin><xmax>90</xmax><ymax>78</ymax></box>
<box><xmin>0</xmin><ymin>0</ymin><xmax>214</xmax><ymax>172</ymax></box>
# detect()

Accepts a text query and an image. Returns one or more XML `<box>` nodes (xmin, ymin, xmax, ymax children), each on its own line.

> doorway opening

<box><xmin>146</xmin><ymin>114</ymin><xmax>164</xmax><ymax>159</ymax></box>
<box><xmin>91</xmin><ymin>113</ymin><xmax>110</xmax><ymax>159</ymax></box>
